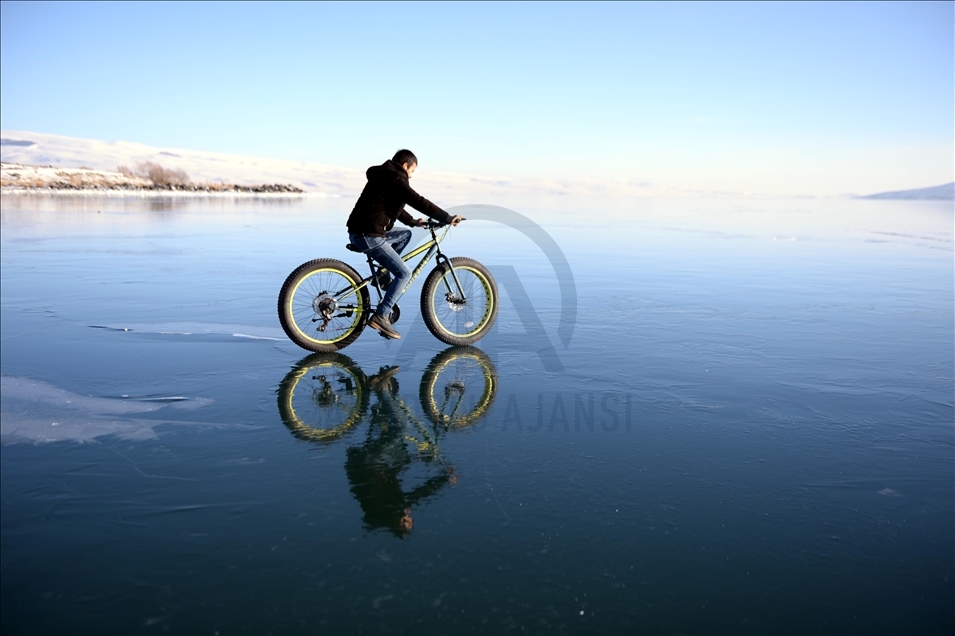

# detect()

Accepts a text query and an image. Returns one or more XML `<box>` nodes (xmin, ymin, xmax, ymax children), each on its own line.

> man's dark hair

<box><xmin>393</xmin><ymin>149</ymin><xmax>417</xmax><ymax>168</ymax></box>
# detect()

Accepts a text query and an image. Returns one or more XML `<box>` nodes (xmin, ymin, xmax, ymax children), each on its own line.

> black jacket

<box><xmin>346</xmin><ymin>159</ymin><xmax>452</xmax><ymax>237</ymax></box>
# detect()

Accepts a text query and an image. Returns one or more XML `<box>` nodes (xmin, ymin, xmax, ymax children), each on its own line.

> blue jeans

<box><xmin>349</xmin><ymin>229</ymin><xmax>413</xmax><ymax>318</ymax></box>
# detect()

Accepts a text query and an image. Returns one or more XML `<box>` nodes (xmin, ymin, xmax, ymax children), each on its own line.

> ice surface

<box><xmin>0</xmin><ymin>193</ymin><xmax>951</xmax><ymax>634</ymax></box>
<box><xmin>0</xmin><ymin>376</ymin><xmax>213</xmax><ymax>443</ymax></box>
<box><xmin>90</xmin><ymin>322</ymin><xmax>284</xmax><ymax>339</ymax></box>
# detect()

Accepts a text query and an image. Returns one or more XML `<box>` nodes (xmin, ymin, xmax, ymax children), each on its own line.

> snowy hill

<box><xmin>0</xmin><ymin>131</ymin><xmax>361</xmax><ymax>196</ymax></box>
<box><xmin>0</xmin><ymin>130</ymin><xmax>675</xmax><ymax>202</ymax></box>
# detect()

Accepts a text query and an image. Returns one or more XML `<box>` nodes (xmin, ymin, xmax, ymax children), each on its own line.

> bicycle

<box><xmin>275</xmin><ymin>346</ymin><xmax>496</xmax><ymax>536</ymax></box>
<box><xmin>276</xmin><ymin>346</ymin><xmax>498</xmax><ymax>444</ymax></box>
<box><xmin>278</xmin><ymin>221</ymin><xmax>498</xmax><ymax>352</ymax></box>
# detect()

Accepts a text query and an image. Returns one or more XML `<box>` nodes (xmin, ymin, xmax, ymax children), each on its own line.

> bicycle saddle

<box><xmin>345</xmin><ymin>244</ymin><xmax>362</xmax><ymax>253</ymax></box>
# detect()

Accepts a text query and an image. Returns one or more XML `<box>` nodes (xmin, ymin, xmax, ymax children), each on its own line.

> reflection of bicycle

<box><xmin>419</xmin><ymin>346</ymin><xmax>497</xmax><ymax>429</ymax></box>
<box><xmin>277</xmin><ymin>347</ymin><xmax>497</xmax><ymax>537</ymax></box>
<box><xmin>278</xmin><ymin>221</ymin><xmax>499</xmax><ymax>352</ymax></box>
<box><xmin>276</xmin><ymin>346</ymin><xmax>497</xmax><ymax>444</ymax></box>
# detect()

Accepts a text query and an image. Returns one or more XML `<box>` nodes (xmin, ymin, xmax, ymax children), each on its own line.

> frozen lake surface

<box><xmin>1</xmin><ymin>193</ymin><xmax>952</xmax><ymax>634</ymax></box>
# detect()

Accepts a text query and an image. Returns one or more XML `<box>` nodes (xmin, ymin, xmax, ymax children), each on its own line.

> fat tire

<box><xmin>419</xmin><ymin>346</ymin><xmax>498</xmax><ymax>429</ymax></box>
<box><xmin>278</xmin><ymin>259</ymin><xmax>369</xmax><ymax>352</ymax></box>
<box><xmin>277</xmin><ymin>352</ymin><xmax>370</xmax><ymax>444</ymax></box>
<box><xmin>420</xmin><ymin>257</ymin><xmax>498</xmax><ymax>346</ymax></box>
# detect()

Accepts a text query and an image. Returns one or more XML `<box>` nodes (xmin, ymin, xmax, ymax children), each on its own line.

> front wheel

<box><xmin>420</xmin><ymin>346</ymin><xmax>498</xmax><ymax>429</ymax></box>
<box><xmin>278</xmin><ymin>259</ymin><xmax>370</xmax><ymax>352</ymax></box>
<box><xmin>420</xmin><ymin>257</ymin><xmax>498</xmax><ymax>346</ymax></box>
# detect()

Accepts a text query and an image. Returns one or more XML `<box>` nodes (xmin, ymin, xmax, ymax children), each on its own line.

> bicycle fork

<box><xmin>434</xmin><ymin>252</ymin><xmax>467</xmax><ymax>302</ymax></box>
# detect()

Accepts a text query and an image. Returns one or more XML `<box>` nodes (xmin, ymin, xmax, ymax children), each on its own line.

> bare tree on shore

<box><xmin>117</xmin><ymin>161</ymin><xmax>190</xmax><ymax>186</ymax></box>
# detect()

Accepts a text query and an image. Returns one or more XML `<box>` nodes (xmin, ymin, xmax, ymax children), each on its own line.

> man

<box><xmin>345</xmin><ymin>365</ymin><xmax>456</xmax><ymax>538</ymax></box>
<box><xmin>347</xmin><ymin>149</ymin><xmax>464</xmax><ymax>340</ymax></box>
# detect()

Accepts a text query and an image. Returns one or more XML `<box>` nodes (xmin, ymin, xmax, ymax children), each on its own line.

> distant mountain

<box><xmin>0</xmin><ymin>138</ymin><xmax>36</xmax><ymax>147</ymax></box>
<box><xmin>859</xmin><ymin>183</ymin><xmax>954</xmax><ymax>200</ymax></box>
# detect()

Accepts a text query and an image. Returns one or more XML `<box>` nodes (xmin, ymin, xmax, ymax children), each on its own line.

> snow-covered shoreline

<box><xmin>0</xmin><ymin>162</ymin><xmax>312</xmax><ymax>197</ymax></box>
<box><xmin>1</xmin><ymin>131</ymin><xmax>360</xmax><ymax>197</ymax></box>
<box><xmin>0</xmin><ymin>187</ymin><xmax>326</xmax><ymax>198</ymax></box>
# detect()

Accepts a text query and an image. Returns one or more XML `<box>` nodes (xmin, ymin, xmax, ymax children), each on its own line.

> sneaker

<box><xmin>367</xmin><ymin>313</ymin><xmax>401</xmax><ymax>339</ymax></box>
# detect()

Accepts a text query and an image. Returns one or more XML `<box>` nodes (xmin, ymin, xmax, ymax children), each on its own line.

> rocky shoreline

<box><xmin>0</xmin><ymin>162</ymin><xmax>304</xmax><ymax>194</ymax></box>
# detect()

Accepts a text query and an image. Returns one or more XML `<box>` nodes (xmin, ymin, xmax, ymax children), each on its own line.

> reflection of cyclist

<box><xmin>344</xmin><ymin>366</ymin><xmax>454</xmax><ymax>538</ymax></box>
<box><xmin>346</xmin><ymin>149</ymin><xmax>465</xmax><ymax>340</ymax></box>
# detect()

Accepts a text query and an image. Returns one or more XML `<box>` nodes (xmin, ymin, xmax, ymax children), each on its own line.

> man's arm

<box><xmin>404</xmin><ymin>471</ymin><xmax>453</xmax><ymax>506</ymax></box>
<box><xmin>397</xmin><ymin>181</ymin><xmax>453</xmax><ymax>225</ymax></box>
<box><xmin>396</xmin><ymin>207</ymin><xmax>417</xmax><ymax>227</ymax></box>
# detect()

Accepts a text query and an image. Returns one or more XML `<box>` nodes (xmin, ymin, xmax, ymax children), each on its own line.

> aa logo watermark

<box><xmin>498</xmin><ymin>392</ymin><xmax>634</xmax><ymax>432</ymax></box>
<box><xmin>394</xmin><ymin>205</ymin><xmax>577</xmax><ymax>372</ymax></box>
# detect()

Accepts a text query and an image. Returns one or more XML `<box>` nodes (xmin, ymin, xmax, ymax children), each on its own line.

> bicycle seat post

<box><xmin>366</xmin><ymin>253</ymin><xmax>383</xmax><ymax>302</ymax></box>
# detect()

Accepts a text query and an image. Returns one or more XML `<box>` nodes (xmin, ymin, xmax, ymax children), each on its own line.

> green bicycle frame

<box><xmin>334</xmin><ymin>224</ymin><xmax>466</xmax><ymax>305</ymax></box>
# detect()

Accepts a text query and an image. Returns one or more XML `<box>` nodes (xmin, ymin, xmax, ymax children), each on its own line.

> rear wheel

<box><xmin>420</xmin><ymin>257</ymin><xmax>498</xmax><ymax>346</ymax></box>
<box><xmin>278</xmin><ymin>259</ymin><xmax>369</xmax><ymax>352</ymax></box>
<box><xmin>277</xmin><ymin>353</ymin><xmax>368</xmax><ymax>444</ymax></box>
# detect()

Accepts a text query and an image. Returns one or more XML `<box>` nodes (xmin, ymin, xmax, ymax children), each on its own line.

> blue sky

<box><xmin>1</xmin><ymin>1</ymin><xmax>952</xmax><ymax>194</ymax></box>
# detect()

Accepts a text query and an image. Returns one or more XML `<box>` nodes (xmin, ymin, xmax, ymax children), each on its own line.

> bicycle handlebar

<box><xmin>424</xmin><ymin>216</ymin><xmax>465</xmax><ymax>229</ymax></box>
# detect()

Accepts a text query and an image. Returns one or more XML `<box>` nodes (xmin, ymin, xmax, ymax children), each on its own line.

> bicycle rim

<box><xmin>420</xmin><ymin>347</ymin><xmax>497</xmax><ymax>429</ymax></box>
<box><xmin>427</xmin><ymin>265</ymin><xmax>494</xmax><ymax>338</ymax></box>
<box><xmin>288</xmin><ymin>268</ymin><xmax>365</xmax><ymax>345</ymax></box>
<box><xmin>279</xmin><ymin>357</ymin><xmax>366</xmax><ymax>442</ymax></box>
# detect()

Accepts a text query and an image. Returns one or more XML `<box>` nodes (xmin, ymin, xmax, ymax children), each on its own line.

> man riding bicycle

<box><xmin>346</xmin><ymin>149</ymin><xmax>464</xmax><ymax>340</ymax></box>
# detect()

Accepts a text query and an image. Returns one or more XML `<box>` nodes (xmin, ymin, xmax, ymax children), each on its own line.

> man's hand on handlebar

<box><xmin>416</xmin><ymin>215</ymin><xmax>466</xmax><ymax>228</ymax></box>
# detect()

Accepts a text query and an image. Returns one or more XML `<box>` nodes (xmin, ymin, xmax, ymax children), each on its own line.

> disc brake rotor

<box><xmin>445</xmin><ymin>293</ymin><xmax>466</xmax><ymax>312</ymax></box>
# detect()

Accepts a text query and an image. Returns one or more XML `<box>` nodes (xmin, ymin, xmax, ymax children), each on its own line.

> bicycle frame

<box><xmin>334</xmin><ymin>223</ymin><xmax>466</xmax><ymax>307</ymax></box>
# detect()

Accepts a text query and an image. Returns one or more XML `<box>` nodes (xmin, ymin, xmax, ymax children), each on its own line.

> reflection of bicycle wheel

<box><xmin>277</xmin><ymin>353</ymin><xmax>369</xmax><ymax>443</ymax></box>
<box><xmin>419</xmin><ymin>346</ymin><xmax>497</xmax><ymax>429</ymax></box>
